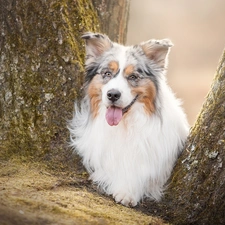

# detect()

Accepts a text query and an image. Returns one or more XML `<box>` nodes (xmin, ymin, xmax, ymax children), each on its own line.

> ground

<box><xmin>0</xmin><ymin>158</ymin><xmax>169</xmax><ymax>225</ymax></box>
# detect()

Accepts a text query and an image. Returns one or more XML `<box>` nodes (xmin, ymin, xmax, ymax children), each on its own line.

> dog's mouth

<box><xmin>105</xmin><ymin>95</ymin><xmax>138</xmax><ymax>126</ymax></box>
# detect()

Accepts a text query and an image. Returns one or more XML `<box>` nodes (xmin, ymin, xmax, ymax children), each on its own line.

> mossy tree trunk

<box><xmin>142</xmin><ymin>50</ymin><xmax>225</xmax><ymax>224</ymax></box>
<box><xmin>0</xmin><ymin>0</ymin><xmax>130</xmax><ymax>160</ymax></box>
<box><xmin>167</xmin><ymin>50</ymin><xmax>225</xmax><ymax>224</ymax></box>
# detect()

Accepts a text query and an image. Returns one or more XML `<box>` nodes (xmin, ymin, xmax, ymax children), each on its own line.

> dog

<box><xmin>69</xmin><ymin>32</ymin><xmax>189</xmax><ymax>207</ymax></box>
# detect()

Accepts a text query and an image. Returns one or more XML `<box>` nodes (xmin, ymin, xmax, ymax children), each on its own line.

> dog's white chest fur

<box><xmin>70</xmin><ymin>92</ymin><xmax>188</xmax><ymax>206</ymax></box>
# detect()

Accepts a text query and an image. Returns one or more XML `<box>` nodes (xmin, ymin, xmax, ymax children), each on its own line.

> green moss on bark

<box><xmin>0</xmin><ymin>0</ymin><xmax>100</xmax><ymax>159</ymax></box>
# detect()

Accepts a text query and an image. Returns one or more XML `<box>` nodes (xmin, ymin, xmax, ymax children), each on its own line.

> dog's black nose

<box><xmin>107</xmin><ymin>89</ymin><xmax>121</xmax><ymax>102</ymax></box>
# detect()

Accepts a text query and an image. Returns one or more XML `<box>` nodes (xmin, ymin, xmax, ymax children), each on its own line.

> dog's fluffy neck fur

<box><xmin>69</xmin><ymin>32</ymin><xmax>189</xmax><ymax>207</ymax></box>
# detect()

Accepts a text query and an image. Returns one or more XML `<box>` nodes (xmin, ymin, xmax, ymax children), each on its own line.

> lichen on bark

<box><xmin>173</xmin><ymin>49</ymin><xmax>225</xmax><ymax>224</ymax></box>
<box><xmin>0</xmin><ymin>0</ymin><xmax>100</xmax><ymax>159</ymax></box>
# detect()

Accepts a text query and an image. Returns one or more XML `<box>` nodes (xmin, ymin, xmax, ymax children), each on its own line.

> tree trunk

<box><xmin>141</xmin><ymin>49</ymin><xmax>225</xmax><ymax>225</ymax></box>
<box><xmin>0</xmin><ymin>0</ymin><xmax>130</xmax><ymax>160</ymax></box>
<box><xmin>0</xmin><ymin>0</ymin><xmax>98</xmax><ymax>158</ymax></box>
<box><xmin>91</xmin><ymin>0</ymin><xmax>130</xmax><ymax>44</ymax></box>
<box><xmin>166</xmin><ymin>49</ymin><xmax>225</xmax><ymax>224</ymax></box>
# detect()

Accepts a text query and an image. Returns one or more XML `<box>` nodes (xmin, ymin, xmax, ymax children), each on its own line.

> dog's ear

<box><xmin>140</xmin><ymin>39</ymin><xmax>173</xmax><ymax>68</ymax></box>
<box><xmin>82</xmin><ymin>32</ymin><xmax>113</xmax><ymax>60</ymax></box>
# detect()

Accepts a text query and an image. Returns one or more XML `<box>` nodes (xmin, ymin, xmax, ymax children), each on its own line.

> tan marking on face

<box><xmin>124</xmin><ymin>64</ymin><xmax>134</xmax><ymax>76</ymax></box>
<box><xmin>132</xmin><ymin>79</ymin><xmax>156</xmax><ymax>114</ymax></box>
<box><xmin>108</xmin><ymin>61</ymin><xmax>119</xmax><ymax>73</ymax></box>
<box><xmin>87</xmin><ymin>75</ymin><xmax>103</xmax><ymax>118</ymax></box>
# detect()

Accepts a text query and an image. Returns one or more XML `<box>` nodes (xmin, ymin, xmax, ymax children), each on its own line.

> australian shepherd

<box><xmin>69</xmin><ymin>32</ymin><xmax>189</xmax><ymax>207</ymax></box>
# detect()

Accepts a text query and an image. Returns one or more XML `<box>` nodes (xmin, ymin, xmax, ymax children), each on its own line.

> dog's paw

<box><xmin>113</xmin><ymin>193</ymin><xmax>137</xmax><ymax>207</ymax></box>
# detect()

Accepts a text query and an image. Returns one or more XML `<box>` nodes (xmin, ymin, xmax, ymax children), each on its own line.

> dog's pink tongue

<box><xmin>106</xmin><ymin>106</ymin><xmax>123</xmax><ymax>126</ymax></box>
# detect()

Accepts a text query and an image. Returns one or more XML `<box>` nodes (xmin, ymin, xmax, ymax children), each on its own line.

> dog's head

<box><xmin>82</xmin><ymin>32</ymin><xmax>173</xmax><ymax>126</ymax></box>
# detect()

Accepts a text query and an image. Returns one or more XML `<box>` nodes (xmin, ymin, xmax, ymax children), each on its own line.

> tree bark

<box><xmin>166</xmin><ymin>49</ymin><xmax>225</xmax><ymax>224</ymax></box>
<box><xmin>141</xmin><ymin>49</ymin><xmax>225</xmax><ymax>225</ymax></box>
<box><xmin>0</xmin><ymin>0</ymin><xmax>98</xmax><ymax>158</ymax></box>
<box><xmin>91</xmin><ymin>0</ymin><xmax>130</xmax><ymax>44</ymax></box>
<box><xmin>0</xmin><ymin>0</ymin><xmax>130</xmax><ymax>160</ymax></box>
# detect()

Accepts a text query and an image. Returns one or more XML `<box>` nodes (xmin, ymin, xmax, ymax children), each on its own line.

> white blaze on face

<box><xmin>101</xmin><ymin>47</ymin><xmax>134</xmax><ymax>126</ymax></box>
<box><xmin>102</xmin><ymin>73</ymin><xmax>133</xmax><ymax>126</ymax></box>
